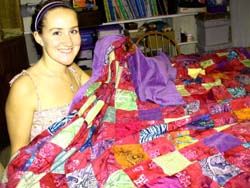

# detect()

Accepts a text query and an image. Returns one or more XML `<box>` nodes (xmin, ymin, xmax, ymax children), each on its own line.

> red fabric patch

<box><xmin>179</xmin><ymin>141</ymin><xmax>218</xmax><ymax>161</ymax></box>
<box><xmin>209</xmin><ymin>86</ymin><xmax>232</xmax><ymax>101</ymax></box>
<box><xmin>223</xmin><ymin>59</ymin><xmax>245</xmax><ymax>71</ymax></box>
<box><xmin>142</xmin><ymin>136</ymin><xmax>175</xmax><ymax>158</ymax></box>
<box><xmin>185</xmin><ymin>84</ymin><xmax>207</xmax><ymax>95</ymax></box>
<box><xmin>125</xmin><ymin>160</ymin><xmax>166</xmax><ymax>187</ymax></box>
<box><xmin>222</xmin><ymin>78</ymin><xmax>241</xmax><ymax>88</ymax></box>
<box><xmin>224</xmin><ymin>172</ymin><xmax>250</xmax><ymax>188</ymax></box>
<box><xmin>161</xmin><ymin>105</ymin><xmax>185</xmax><ymax>118</ymax></box>
<box><xmin>211</xmin><ymin>112</ymin><xmax>237</xmax><ymax>127</ymax></box>
<box><xmin>230</xmin><ymin>96</ymin><xmax>250</xmax><ymax>111</ymax></box>
<box><xmin>222</xmin><ymin>122</ymin><xmax>250</xmax><ymax>142</ymax></box>
<box><xmin>40</xmin><ymin>173</ymin><xmax>67</xmax><ymax>188</ymax></box>
<box><xmin>116</xmin><ymin>109</ymin><xmax>139</xmax><ymax>122</ymax></box>
<box><xmin>224</xmin><ymin>146</ymin><xmax>250</xmax><ymax>173</ymax></box>
<box><xmin>176</xmin><ymin>162</ymin><xmax>220</xmax><ymax>188</ymax></box>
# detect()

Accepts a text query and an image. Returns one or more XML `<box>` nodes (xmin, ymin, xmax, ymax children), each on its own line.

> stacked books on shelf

<box><xmin>103</xmin><ymin>0</ymin><xmax>168</xmax><ymax>22</ymax></box>
<box><xmin>72</xmin><ymin>0</ymin><xmax>98</xmax><ymax>11</ymax></box>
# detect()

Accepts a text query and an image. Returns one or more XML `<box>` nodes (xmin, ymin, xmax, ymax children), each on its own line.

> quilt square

<box><xmin>142</xmin><ymin>136</ymin><xmax>175</xmax><ymax>159</ymax></box>
<box><xmin>112</xmin><ymin>144</ymin><xmax>151</xmax><ymax>169</ymax></box>
<box><xmin>103</xmin><ymin>106</ymin><xmax>116</xmax><ymax>123</ymax></box>
<box><xmin>139</xmin><ymin>123</ymin><xmax>168</xmax><ymax>144</ymax></box>
<box><xmin>125</xmin><ymin>160</ymin><xmax>165</xmax><ymax>187</ymax></box>
<box><xmin>153</xmin><ymin>150</ymin><xmax>192</xmax><ymax>176</ymax></box>
<box><xmin>200</xmin><ymin>153</ymin><xmax>242</xmax><ymax>186</ymax></box>
<box><xmin>104</xmin><ymin>170</ymin><xmax>136</xmax><ymax>188</ymax></box>
<box><xmin>138</xmin><ymin>108</ymin><xmax>163</xmax><ymax>121</ymax></box>
<box><xmin>180</xmin><ymin>141</ymin><xmax>218</xmax><ymax>161</ymax></box>
<box><xmin>115</xmin><ymin>89</ymin><xmax>138</xmax><ymax>111</ymax></box>
<box><xmin>202</xmin><ymin>132</ymin><xmax>243</xmax><ymax>152</ymax></box>
<box><xmin>66</xmin><ymin>164</ymin><xmax>98</xmax><ymax>188</ymax></box>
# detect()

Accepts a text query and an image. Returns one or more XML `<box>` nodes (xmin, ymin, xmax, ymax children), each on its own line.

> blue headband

<box><xmin>34</xmin><ymin>1</ymin><xmax>71</xmax><ymax>31</ymax></box>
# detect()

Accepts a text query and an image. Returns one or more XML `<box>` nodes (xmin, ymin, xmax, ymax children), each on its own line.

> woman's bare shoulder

<box><xmin>8</xmin><ymin>70</ymin><xmax>36</xmax><ymax>104</ymax></box>
<box><xmin>70</xmin><ymin>63</ymin><xmax>90</xmax><ymax>85</ymax></box>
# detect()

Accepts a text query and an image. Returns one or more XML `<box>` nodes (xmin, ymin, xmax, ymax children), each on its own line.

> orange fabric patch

<box><xmin>233</xmin><ymin>108</ymin><xmax>250</xmax><ymax>121</ymax></box>
<box><xmin>112</xmin><ymin>144</ymin><xmax>150</xmax><ymax>169</ymax></box>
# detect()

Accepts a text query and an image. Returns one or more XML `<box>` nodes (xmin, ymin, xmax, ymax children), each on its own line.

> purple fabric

<box><xmin>128</xmin><ymin>47</ymin><xmax>184</xmax><ymax>106</ymax></box>
<box><xmin>202</xmin><ymin>132</ymin><xmax>243</xmax><ymax>152</ymax></box>
<box><xmin>138</xmin><ymin>108</ymin><xmax>163</xmax><ymax>121</ymax></box>
<box><xmin>69</xmin><ymin>35</ymin><xmax>125</xmax><ymax>112</ymax></box>
<box><xmin>144</xmin><ymin>176</ymin><xmax>182</xmax><ymax>188</ymax></box>
<box><xmin>240</xmin><ymin>47</ymin><xmax>250</xmax><ymax>59</ymax></box>
<box><xmin>217</xmin><ymin>60</ymin><xmax>229</xmax><ymax>69</ymax></box>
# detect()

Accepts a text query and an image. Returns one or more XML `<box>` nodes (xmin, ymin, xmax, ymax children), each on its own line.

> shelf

<box><xmin>102</xmin><ymin>13</ymin><xmax>198</xmax><ymax>25</ymax></box>
<box><xmin>178</xmin><ymin>40</ymin><xmax>198</xmax><ymax>46</ymax></box>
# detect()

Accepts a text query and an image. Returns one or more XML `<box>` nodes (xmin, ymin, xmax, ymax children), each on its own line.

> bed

<box><xmin>1</xmin><ymin>34</ymin><xmax>250</xmax><ymax>188</ymax></box>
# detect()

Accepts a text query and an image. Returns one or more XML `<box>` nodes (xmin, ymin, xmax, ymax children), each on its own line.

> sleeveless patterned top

<box><xmin>10</xmin><ymin>67</ymin><xmax>80</xmax><ymax>141</ymax></box>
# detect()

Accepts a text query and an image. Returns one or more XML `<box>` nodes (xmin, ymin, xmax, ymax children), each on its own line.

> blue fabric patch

<box><xmin>200</xmin><ymin>153</ymin><xmax>242</xmax><ymax>185</ymax></box>
<box><xmin>139</xmin><ymin>123</ymin><xmax>168</xmax><ymax>144</ymax></box>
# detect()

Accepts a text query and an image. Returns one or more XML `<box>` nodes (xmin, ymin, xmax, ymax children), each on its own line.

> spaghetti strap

<box><xmin>69</xmin><ymin>66</ymin><xmax>81</xmax><ymax>87</ymax></box>
<box><xmin>9</xmin><ymin>70</ymin><xmax>42</xmax><ymax>110</ymax></box>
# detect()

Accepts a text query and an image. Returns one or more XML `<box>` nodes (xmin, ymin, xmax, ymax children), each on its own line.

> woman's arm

<box><xmin>5</xmin><ymin>75</ymin><xmax>36</xmax><ymax>156</ymax></box>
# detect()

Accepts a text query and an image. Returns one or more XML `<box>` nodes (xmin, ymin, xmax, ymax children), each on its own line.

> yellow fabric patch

<box><xmin>78</xmin><ymin>95</ymin><xmax>96</xmax><ymax>117</ymax></box>
<box><xmin>214</xmin><ymin>123</ymin><xmax>236</xmax><ymax>132</ymax></box>
<box><xmin>216</xmin><ymin>52</ymin><xmax>229</xmax><ymax>57</ymax></box>
<box><xmin>176</xmin><ymin>85</ymin><xmax>190</xmax><ymax>96</ymax></box>
<box><xmin>172</xmin><ymin>135</ymin><xmax>198</xmax><ymax>149</ymax></box>
<box><xmin>202</xmin><ymin>79</ymin><xmax>222</xmax><ymax>90</ymax></box>
<box><xmin>164</xmin><ymin>115</ymin><xmax>190</xmax><ymax>124</ymax></box>
<box><xmin>153</xmin><ymin>150</ymin><xmax>192</xmax><ymax>176</ymax></box>
<box><xmin>112</xmin><ymin>144</ymin><xmax>150</xmax><ymax>169</ymax></box>
<box><xmin>85</xmin><ymin>100</ymin><xmax>104</xmax><ymax>126</ymax></box>
<box><xmin>106</xmin><ymin>51</ymin><xmax>115</xmax><ymax>83</ymax></box>
<box><xmin>168</xmin><ymin>130</ymin><xmax>198</xmax><ymax>149</ymax></box>
<box><xmin>200</xmin><ymin>59</ymin><xmax>214</xmax><ymax>69</ymax></box>
<box><xmin>188</xmin><ymin>68</ymin><xmax>205</xmax><ymax>79</ymax></box>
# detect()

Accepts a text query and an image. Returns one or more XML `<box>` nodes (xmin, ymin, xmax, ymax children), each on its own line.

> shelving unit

<box><xmin>167</xmin><ymin>13</ymin><xmax>198</xmax><ymax>54</ymax></box>
<box><xmin>102</xmin><ymin>13</ymin><xmax>198</xmax><ymax>54</ymax></box>
<box><xmin>102</xmin><ymin>13</ymin><xmax>197</xmax><ymax>25</ymax></box>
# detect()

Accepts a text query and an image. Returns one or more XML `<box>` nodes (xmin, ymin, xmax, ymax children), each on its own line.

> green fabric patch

<box><xmin>86</xmin><ymin>82</ymin><xmax>102</xmax><ymax>96</ymax></box>
<box><xmin>115</xmin><ymin>89</ymin><xmax>137</xmax><ymax>111</ymax></box>
<box><xmin>104</xmin><ymin>170</ymin><xmax>136</xmax><ymax>188</ymax></box>
<box><xmin>51</xmin><ymin>118</ymin><xmax>84</xmax><ymax>149</ymax></box>
<box><xmin>103</xmin><ymin>106</ymin><xmax>116</xmax><ymax>123</ymax></box>
<box><xmin>241</xmin><ymin>59</ymin><xmax>250</xmax><ymax>67</ymax></box>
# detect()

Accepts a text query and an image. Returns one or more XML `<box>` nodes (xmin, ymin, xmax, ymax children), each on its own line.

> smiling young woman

<box><xmin>5</xmin><ymin>0</ymin><xmax>90</xmax><ymax>157</ymax></box>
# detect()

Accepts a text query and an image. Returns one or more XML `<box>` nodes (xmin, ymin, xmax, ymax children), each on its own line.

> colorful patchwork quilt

<box><xmin>1</xmin><ymin>35</ymin><xmax>250</xmax><ymax>188</ymax></box>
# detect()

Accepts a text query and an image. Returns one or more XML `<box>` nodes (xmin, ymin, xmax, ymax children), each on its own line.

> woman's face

<box><xmin>35</xmin><ymin>7</ymin><xmax>81</xmax><ymax>66</ymax></box>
